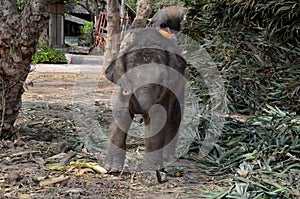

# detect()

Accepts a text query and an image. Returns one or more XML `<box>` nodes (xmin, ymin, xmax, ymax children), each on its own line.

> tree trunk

<box><xmin>103</xmin><ymin>0</ymin><xmax>155</xmax><ymax>68</ymax></box>
<box><xmin>119</xmin><ymin>0</ymin><xmax>155</xmax><ymax>52</ymax></box>
<box><xmin>0</xmin><ymin>0</ymin><xmax>50</xmax><ymax>139</ymax></box>
<box><xmin>129</xmin><ymin>0</ymin><xmax>155</xmax><ymax>29</ymax></box>
<box><xmin>103</xmin><ymin>0</ymin><xmax>121</xmax><ymax>69</ymax></box>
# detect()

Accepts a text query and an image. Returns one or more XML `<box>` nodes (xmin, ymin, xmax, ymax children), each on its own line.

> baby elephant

<box><xmin>104</xmin><ymin>28</ymin><xmax>187</xmax><ymax>172</ymax></box>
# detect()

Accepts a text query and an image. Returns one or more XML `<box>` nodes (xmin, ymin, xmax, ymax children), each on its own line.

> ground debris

<box><xmin>0</xmin><ymin>68</ymin><xmax>212</xmax><ymax>198</ymax></box>
<box><xmin>40</xmin><ymin>175</ymin><xmax>70</xmax><ymax>187</ymax></box>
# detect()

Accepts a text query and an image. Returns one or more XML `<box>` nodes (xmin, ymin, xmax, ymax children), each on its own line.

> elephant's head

<box><xmin>105</xmin><ymin>29</ymin><xmax>186</xmax><ymax>114</ymax></box>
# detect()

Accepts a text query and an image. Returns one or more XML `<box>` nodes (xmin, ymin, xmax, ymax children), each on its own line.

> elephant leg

<box><xmin>143</xmin><ymin>107</ymin><xmax>167</xmax><ymax>170</ymax></box>
<box><xmin>104</xmin><ymin>96</ymin><xmax>133</xmax><ymax>172</ymax></box>
<box><xmin>163</xmin><ymin>102</ymin><xmax>182</xmax><ymax>166</ymax></box>
<box><xmin>143</xmin><ymin>102</ymin><xmax>182</xmax><ymax>169</ymax></box>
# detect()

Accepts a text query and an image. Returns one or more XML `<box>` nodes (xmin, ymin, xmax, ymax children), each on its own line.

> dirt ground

<box><xmin>0</xmin><ymin>56</ymin><xmax>225</xmax><ymax>198</ymax></box>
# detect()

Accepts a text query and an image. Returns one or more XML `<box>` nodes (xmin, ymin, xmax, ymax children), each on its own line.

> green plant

<box><xmin>152</xmin><ymin>0</ymin><xmax>185</xmax><ymax>13</ymax></box>
<box><xmin>79</xmin><ymin>22</ymin><xmax>94</xmax><ymax>46</ymax></box>
<box><xmin>198</xmin><ymin>106</ymin><xmax>300</xmax><ymax>198</ymax></box>
<box><xmin>31</xmin><ymin>45</ymin><xmax>67</xmax><ymax>64</ymax></box>
<box><xmin>180</xmin><ymin>0</ymin><xmax>300</xmax><ymax>198</ymax></box>
<box><xmin>182</xmin><ymin>0</ymin><xmax>300</xmax><ymax>114</ymax></box>
<box><xmin>126</xmin><ymin>0</ymin><xmax>137</xmax><ymax>11</ymax></box>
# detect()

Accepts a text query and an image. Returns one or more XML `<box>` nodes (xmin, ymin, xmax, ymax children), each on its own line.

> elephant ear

<box><xmin>168</xmin><ymin>52</ymin><xmax>187</xmax><ymax>74</ymax></box>
<box><xmin>105</xmin><ymin>59</ymin><xmax>116</xmax><ymax>83</ymax></box>
<box><xmin>166</xmin><ymin>52</ymin><xmax>187</xmax><ymax>88</ymax></box>
<box><xmin>105</xmin><ymin>56</ymin><xmax>126</xmax><ymax>84</ymax></box>
<box><xmin>176</xmin><ymin>54</ymin><xmax>187</xmax><ymax>73</ymax></box>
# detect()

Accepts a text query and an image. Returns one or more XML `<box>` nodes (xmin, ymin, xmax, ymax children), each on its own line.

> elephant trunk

<box><xmin>133</xmin><ymin>86</ymin><xmax>158</xmax><ymax>114</ymax></box>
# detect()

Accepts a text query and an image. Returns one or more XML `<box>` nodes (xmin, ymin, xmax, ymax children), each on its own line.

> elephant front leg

<box><xmin>161</xmin><ymin>97</ymin><xmax>183</xmax><ymax>167</ymax></box>
<box><xmin>143</xmin><ymin>105</ymin><xmax>167</xmax><ymax>170</ymax></box>
<box><xmin>144</xmin><ymin>129</ymin><xmax>165</xmax><ymax>170</ymax></box>
<box><xmin>143</xmin><ymin>102</ymin><xmax>182</xmax><ymax>169</ymax></box>
<box><xmin>163</xmin><ymin>107</ymin><xmax>181</xmax><ymax>166</ymax></box>
<box><xmin>104</xmin><ymin>108</ymin><xmax>133</xmax><ymax>173</ymax></box>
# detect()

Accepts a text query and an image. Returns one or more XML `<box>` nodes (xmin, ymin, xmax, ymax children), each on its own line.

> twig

<box><xmin>0</xmin><ymin>76</ymin><xmax>6</xmax><ymax>136</ymax></box>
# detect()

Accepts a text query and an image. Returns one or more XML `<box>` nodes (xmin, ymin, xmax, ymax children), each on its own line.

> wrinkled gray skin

<box><xmin>149</xmin><ymin>6</ymin><xmax>187</xmax><ymax>32</ymax></box>
<box><xmin>104</xmin><ymin>28</ymin><xmax>187</xmax><ymax>172</ymax></box>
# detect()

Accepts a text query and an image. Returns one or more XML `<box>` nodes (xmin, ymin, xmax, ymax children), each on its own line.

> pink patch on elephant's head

<box><xmin>122</xmin><ymin>87</ymin><xmax>132</xmax><ymax>96</ymax></box>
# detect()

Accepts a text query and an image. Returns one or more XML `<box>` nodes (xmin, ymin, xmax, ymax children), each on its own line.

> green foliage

<box><xmin>152</xmin><ymin>0</ymin><xmax>185</xmax><ymax>13</ymax></box>
<box><xmin>81</xmin><ymin>22</ymin><xmax>93</xmax><ymax>37</ymax></box>
<box><xmin>125</xmin><ymin>0</ymin><xmax>186</xmax><ymax>16</ymax></box>
<box><xmin>181</xmin><ymin>0</ymin><xmax>204</xmax><ymax>7</ymax></box>
<box><xmin>198</xmin><ymin>106</ymin><xmax>300</xmax><ymax>198</ymax></box>
<box><xmin>181</xmin><ymin>0</ymin><xmax>300</xmax><ymax>197</ymax></box>
<box><xmin>182</xmin><ymin>0</ymin><xmax>300</xmax><ymax>114</ymax></box>
<box><xmin>125</xmin><ymin>0</ymin><xmax>137</xmax><ymax>11</ymax></box>
<box><xmin>79</xmin><ymin>22</ymin><xmax>94</xmax><ymax>46</ymax></box>
<box><xmin>31</xmin><ymin>46</ymin><xmax>67</xmax><ymax>64</ymax></box>
<box><xmin>17</xmin><ymin>0</ymin><xmax>27</xmax><ymax>10</ymax></box>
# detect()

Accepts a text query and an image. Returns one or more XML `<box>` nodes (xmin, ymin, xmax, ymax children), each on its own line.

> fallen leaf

<box><xmin>17</xmin><ymin>193</ymin><xmax>33</xmax><ymax>199</ymax></box>
<box><xmin>40</xmin><ymin>175</ymin><xmax>70</xmax><ymax>187</ymax></box>
<box><xmin>47</xmin><ymin>153</ymin><xmax>67</xmax><ymax>160</ymax></box>
<box><xmin>76</xmin><ymin>168</ymin><xmax>94</xmax><ymax>176</ymax></box>
<box><xmin>70</xmin><ymin>162</ymin><xmax>107</xmax><ymax>174</ymax></box>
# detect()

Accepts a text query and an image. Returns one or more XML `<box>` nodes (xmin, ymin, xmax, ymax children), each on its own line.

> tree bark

<box><xmin>103</xmin><ymin>0</ymin><xmax>121</xmax><ymax>69</ymax></box>
<box><xmin>118</xmin><ymin>0</ymin><xmax>155</xmax><ymax>53</ymax></box>
<box><xmin>0</xmin><ymin>0</ymin><xmax>50</xmax><ymax>139</ymax></box>
<box><xmin>129</xmin><ymin>0</ymin><xmax>155</xmax><ymax>29</ymax></box>
<box><xmin>103</xmin><ymin>0</ymin><xmax>155</xmax><ymax>68</ymax></box>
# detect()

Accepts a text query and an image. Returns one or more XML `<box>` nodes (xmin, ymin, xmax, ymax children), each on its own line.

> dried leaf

<box><xmin>40</xmin><ymin>175</ymin><xmax>70</xmax><ymax>187</ymax></box>
<box><xmin>70</xmin><ymin>162</ymin><xmax>107</xmax><ymax>174</ymax></box>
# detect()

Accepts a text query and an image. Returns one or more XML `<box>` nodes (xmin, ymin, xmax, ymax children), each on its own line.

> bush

<box><xmin>79</xmin><ymin>22</ymin><xmax>93</xmax><ymax>46</ymax></box>
<box><xmin>180</xmin><ymin>1</ymin><xmax>300</xmax><ymax>197</ymax></box>
<box><xmin>31</xmin><ymin>45</ymin><xmax>67</xmax><ymax>64</ymax></box>
<box><xmin>182</xmin><ymin>0</ymin><xmax>300</xmax><ymax>114</ymax></box>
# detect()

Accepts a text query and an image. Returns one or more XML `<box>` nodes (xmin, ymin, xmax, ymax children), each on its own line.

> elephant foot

<box><xmin>163</xmin><ymin>150</ymin><xmax>177</xmax><ymax>167</ymax></box>
<box><xmin>132</xmin><ymin>170</ymin><xmax>168</xmax><ymax>184</ymax></box>
<box><xmin>103</xmin><ymin>146</ymin><xmax>126</xmax><ymax>173</ymax></box>
<box><xmin>143</xmin><ymin>152</ymin><xmax>164</xmax><ymax>171</ymax></box>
